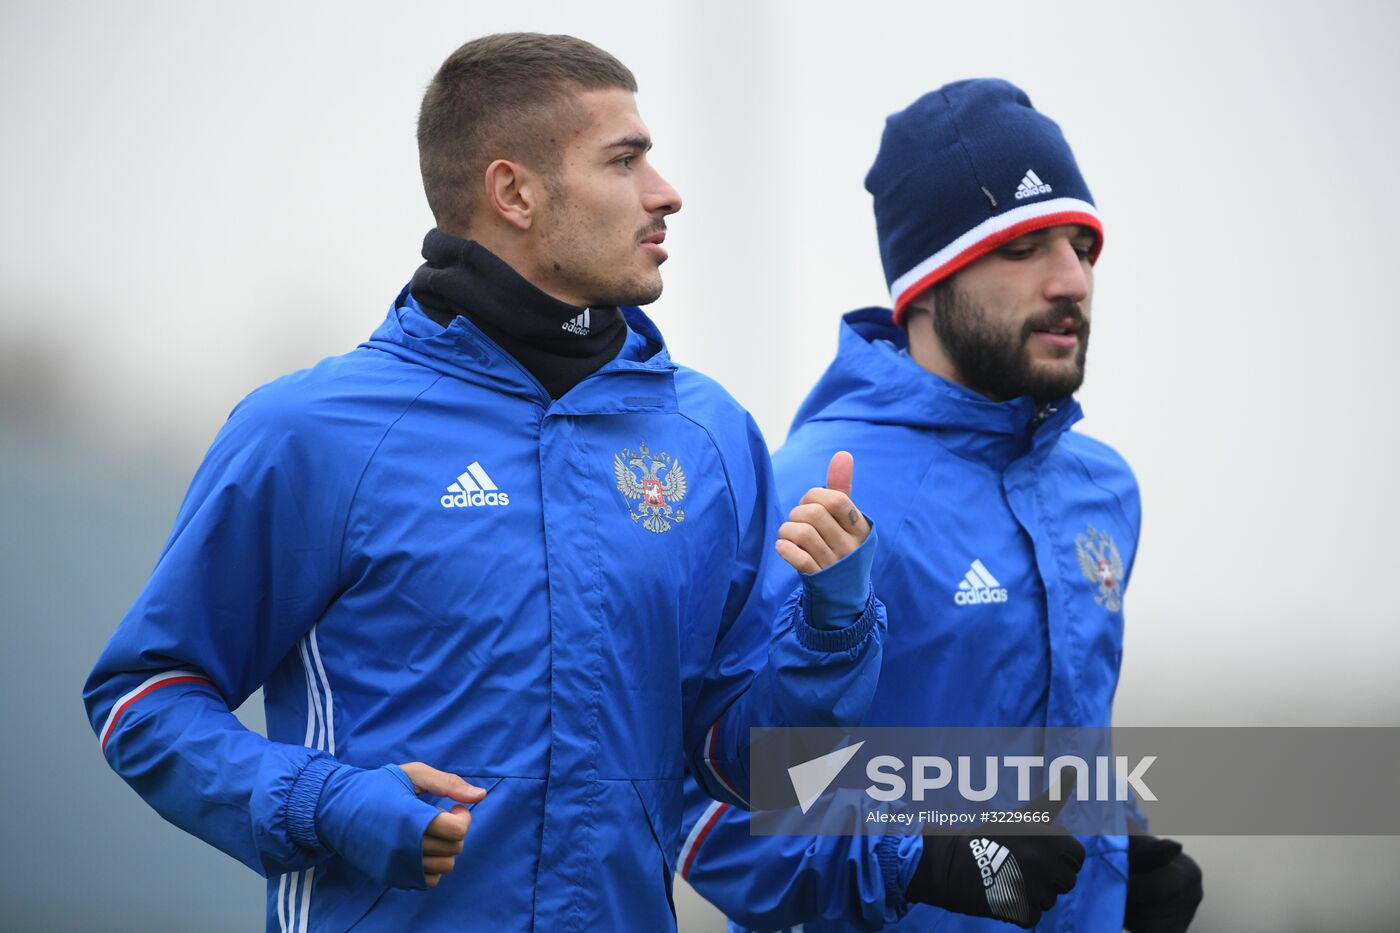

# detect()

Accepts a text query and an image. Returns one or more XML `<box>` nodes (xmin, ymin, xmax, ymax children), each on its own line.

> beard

<box><xmin>929</xmin><ymin>279</ymin><xmax>1090</xmax><ymax>404</ymax></box>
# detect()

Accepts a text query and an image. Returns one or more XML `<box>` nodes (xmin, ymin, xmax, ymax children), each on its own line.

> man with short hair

<box><xmin>85</xmin><ymin>33</ymin><xmax>885</xmax><ymax>931</ymax></box>
<box><xmin>680</xmin><ymin>79</ymin><xmax>1202</xmax><ymax>931</ymax></box>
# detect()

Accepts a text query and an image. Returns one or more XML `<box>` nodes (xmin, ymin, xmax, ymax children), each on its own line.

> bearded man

<box><xmin>680</xmin><ymin>79</ymin><xmax>1202</xmax><ymax>933</ymax></box>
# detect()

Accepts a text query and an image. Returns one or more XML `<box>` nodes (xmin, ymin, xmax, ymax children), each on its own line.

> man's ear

<box><xmin>483</xmin><ymin>159</ymin><xmax>538</xmax><ymax>231</ymax></box>
<box><xmin>902</xmin><ymin>300</ymin><xmax>934</xmax><ymax>330</ymax></box>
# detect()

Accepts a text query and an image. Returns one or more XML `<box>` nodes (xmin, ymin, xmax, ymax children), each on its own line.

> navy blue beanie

<box><xmin>865</xmin><ymin>78</ymin><xmax>1103</xmax><ymax>325</ymax></box>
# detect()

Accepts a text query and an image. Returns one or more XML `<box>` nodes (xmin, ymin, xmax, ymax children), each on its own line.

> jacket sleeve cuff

<box><xmin>876</xmin><ymin>834</ymin><xmax>922</xmax><ymax>918</ymax></box>
<box><xmin>793</xmin><ymin>585</ymin><xmax>879</xmax><ymax>653</ymax></box>
<box><xmin>286</xmin><ymin>756</ymin><xmax>342</xmax><ymax>852</ymax></box>
<box><xmin>798</xmin><ymin>521</ymin><xmax>878</xmax><ymax>631</ymax></box>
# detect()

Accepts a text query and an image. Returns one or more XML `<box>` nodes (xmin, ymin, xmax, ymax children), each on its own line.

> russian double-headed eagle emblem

<box><xmin>613</xmin><ymin>442</ymin><xmax>687</xmax><ymax>534</ymax></box>
<box><xmin>1075</xmin><ymin>525</ymin><xmax>1124</xmax><ymax>612</ymax></box>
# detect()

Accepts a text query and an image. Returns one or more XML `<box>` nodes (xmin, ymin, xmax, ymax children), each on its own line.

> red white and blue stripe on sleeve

<box><xmin>98</xmin><ymin>670</ymin><xmax>215</xmax><ymax>752</ymax></box>
<box><xmin>679</xmin><ymin>798</ymin><xmax>729</xmax><ymax>881</ymax></box>
<box><xmin>702</xmin><ymin>720</ymin><xmax>750</xmax><ymax>808</ymax></box>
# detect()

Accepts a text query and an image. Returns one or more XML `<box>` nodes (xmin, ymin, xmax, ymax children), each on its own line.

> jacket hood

<box><xmin>790</xmin><ymin>307</ymin><xmax>1083</xmax><ymax>467</ymax></box>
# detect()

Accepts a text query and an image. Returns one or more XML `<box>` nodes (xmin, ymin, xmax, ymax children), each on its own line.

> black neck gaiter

<box><xmin>409</xmin><ymin>229</ymin><xmax>627</xmax><ymax>399</ymax></box>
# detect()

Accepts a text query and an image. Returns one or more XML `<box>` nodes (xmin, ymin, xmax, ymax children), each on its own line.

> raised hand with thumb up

<box><xmin>775</xmin><ymin>450</ymin><xmax>878</xmax><ymax>633</ymax></box>
<box><xmin>775</xmin><ymin>450</ymin><xmax>872</xmax><ymax>574</ymax></box>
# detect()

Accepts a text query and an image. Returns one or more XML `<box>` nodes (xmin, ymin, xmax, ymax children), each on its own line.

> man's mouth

<box><xmin>1028</xmin><ymin>313</ymin><xmax>1085</xmax><ymax>350</ymax></box>
<box><xmin>640</xmin><ymin>228</ymin><xmax>668</xmax><ymax>261</ymax></box>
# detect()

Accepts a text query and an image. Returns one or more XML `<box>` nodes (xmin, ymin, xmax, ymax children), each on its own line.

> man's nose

<box><xmin>1043</xmin><ymin>239</ymin><xmax>1090</xmax><ymax>303</ymax></box>
<box><xmin>644</xmin><ymin>166</ymin><xmax>682</xmax><ymax>216</ymax></box>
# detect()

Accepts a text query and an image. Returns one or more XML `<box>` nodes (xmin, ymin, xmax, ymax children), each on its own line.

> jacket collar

<box><xmin>361</xmin><ymin>285</ymin><xmax>679</xmax><ymax>415</ymax></box>
<box><xmin>790</xmin><ymin>307</ymin><xmax>1082</xmax><ymax>469</ymax></box>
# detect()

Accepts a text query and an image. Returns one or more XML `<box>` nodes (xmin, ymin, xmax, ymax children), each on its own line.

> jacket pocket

<box><xmin>630</xmin><ymin>777</ymin><xmax>685</xmax><ymax>918</ymax></box>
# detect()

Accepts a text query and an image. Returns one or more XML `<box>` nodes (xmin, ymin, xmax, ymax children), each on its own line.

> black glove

<box><xmin>906</xmin><ymin>827</ymin><xmax>1085</xmax><ymax>927</ymax></box>
<box><xmin>905</xmin><ymin>784</ymin><xmax>1085</xmax><ymax>929</ymax></box>
<box><xmin>1124</xmin><ymin>834</ymin><xmax>1203</xmax><ymax>933</ymax></box>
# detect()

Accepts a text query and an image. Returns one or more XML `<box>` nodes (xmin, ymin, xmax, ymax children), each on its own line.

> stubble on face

<box><xmin>930</xmin><ymin>278</ymin><xmax>1091</xmax><ymax>404</ymax></box>
<box><xmin>537</xmin><ymin>181</ymin><xmax>667</xmax><ymax>307</ymax></box>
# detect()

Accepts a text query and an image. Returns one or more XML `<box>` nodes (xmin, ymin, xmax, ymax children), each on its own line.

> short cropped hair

<box><xmin>417</xmin><ymin>33</ymin><xmax>637</xmax><ymax>232</ymax></box>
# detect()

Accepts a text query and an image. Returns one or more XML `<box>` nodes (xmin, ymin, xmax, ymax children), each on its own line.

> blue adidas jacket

<box><xmin>680</xmin><ymin>308</ymin><xmax>1139</xmax><ymax>932</ymax></box>
<box><xmin>84</xmin><ymin>292</ymin><xmax>886</xmax><ymax>932</ymax></box>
